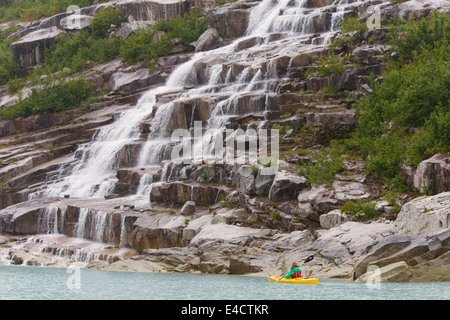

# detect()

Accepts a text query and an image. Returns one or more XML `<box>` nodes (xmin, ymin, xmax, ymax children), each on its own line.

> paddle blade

<box><xmin>303</xmin><ymin>255</ymin><xmax>314</xmax><ymax>264</ymax></box>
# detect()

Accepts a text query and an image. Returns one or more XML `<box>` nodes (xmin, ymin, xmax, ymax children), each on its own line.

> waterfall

<box><xmin>76</xmin><ymin>208</ymin><xmax>89</xmax><ymax>238</ymax></box>
<box><xmin>28</xmin><ymin>0</ymin><xmax>371</xmax><ymax>200</ymax></box>
<box><xmin>37</xmin><ymin>206</ymin><xmax>59</xmax><ymax>234</ymax></box>
<box><xmin>136</xmin><ymin>173</ymin><xmax>153</xmax><ymax>196</ymax></box>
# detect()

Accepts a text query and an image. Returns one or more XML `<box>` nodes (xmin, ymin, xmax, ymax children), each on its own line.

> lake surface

<box><xmin>0</xmin><ymin>265</ymin><xmax>449</xmax><ymax>300</ymax></box>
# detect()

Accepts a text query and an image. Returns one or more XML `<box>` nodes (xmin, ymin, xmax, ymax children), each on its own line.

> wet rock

<box><xmin>254</xmin><ymin>170</ymin><xmax>275</xmax><ymax>196</ymax></box>
<box><xmin>306</xmin><ymin>74</ymin><xmax>340</xmax><ymax>92</ymax></box>
<box><xmin>304</xmin><ymin>0</ymin><xmax>335</xmax><ymax>8</ymax></box>
<box><xmin>150</xmin><ymin>181</ymin><xmax>228</xmax><ymax>206</ymax></box>
<box><xmin>304</xmin><ymin>11</ymin><xmax>332</xmax><ymax>34</ymax></box>
<box><xmin>235</xmin><ymin>36</ymin><xmax>260</xmax><ymax>51</ymax></box>
<box><xmin>0</xmin><ymin>197</ymin><xmax>61</xmax><ymax>234</ymax></box>
<box><xmin>290</xmin><ymin>52</ymin><xmax>313</xmax><ymax>67</ymax></box>
<box><xmin>388</xmin><ymin>251</ymin><xmax>450</xmax><ymax>282</ymax></box>
<box><xmin>209</xmin><ymin>7</ymin><xmax>250</xmax><ymax>39</ymax></box>
<box><xmin>229</xmin><ymin>255</ymin><xmax>264</xmax><ymax>274</ymax></box>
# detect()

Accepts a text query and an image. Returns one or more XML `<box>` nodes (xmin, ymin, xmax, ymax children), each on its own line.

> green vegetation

<box><xmin>33</xmin><ymin>8</ymin><xmax>124</xmax><ymax>76</ymax></box>
<box><xmin>198</xmin><ymin>168</ymin><xmax>208</xmax><ymax>180</ymax></box>
<box><xmin>42</xmin><ymin>31</ymin><xmax>123</xmax><ymax>74</ymax></box>
<box><xmin>297</xmin><ymin>142</ymin><xmax>345</xmax><ymax>187</ymax></box>
<box><xmin>0</xmin><ymin>0</ymin><xmax>97</xmax><ymax>22</ymax></box>
<box><xmin>301</xmin><ymin>12</ymin><xmax>450</xmax><ymax>196</ymax></box>
<box><xmin>340</xmin><ymin>199</ymin><xmax>379</xmax><ymax>221</ymax></box>
<box><xmin>348</xmin><ymin>12</ymin><xmax>450</xmax><ymax>178</ymax></box>
<box><xmin>309</xmin><ymin>49</ymin><xmax>350</xmax><ymax>78</ymax></box>
<box><xmin>280</xmin><ymin>112</ymin><xmax>292</xmax><ymax>119</ymax></box>
<box><xmin>270</xmin><ymin>210</ymin><xmax>282</xmax><ymax>221</ymax></box>
<box><xmin>0</xmin><ymin>8</ymin><xmax>124</xmax><ymax>89</ymax></box>
<box><xmin>339</xmin><ymin>16</ymin><xmax>368</xmax><ymax>34</ymax></box>
<box><xmin>250</xmin><ymin>165</ymin><xmax>259</xmax><ymax>176</ymax></box>
<box><xmin>0</xmin><ymin>8</ymin><xmax>210</xmax><ymax>119</ymax></box>
<box><xmin>0</xmin><ymin>24</ymin><xmax>20</xmax><ymax>85</ymax></box>
<box><xmin>120</xmin><ymin>10</ymin><xmax>209</xmax><ymax>66</ymax></box>
<box><xmin>0</xmin><ymin>78</ymin><xmax>93</xmax><ymax>120</ymax></box>
<box><xmin>89</xmin><ymin>7</ymin><xmax>126</xmax><ymax>38</ymax></box>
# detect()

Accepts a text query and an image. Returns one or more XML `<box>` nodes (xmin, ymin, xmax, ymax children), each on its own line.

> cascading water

<box><xmin>30</xmin><ymin>0</ymin><xmax>374</xmax><ymax>201</ymax></box>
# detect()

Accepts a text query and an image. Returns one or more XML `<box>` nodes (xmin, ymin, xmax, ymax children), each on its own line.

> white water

<box><xmin>29</xmin><ymin>0</ymin><xmax>375</xmax><ymax>200</ymax></box>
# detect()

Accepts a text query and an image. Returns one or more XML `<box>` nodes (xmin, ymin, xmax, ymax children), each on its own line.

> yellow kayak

<box><xmin>267</xmin><ymin>275</ymin><xmax>319</xmax><ymax>285</ymax></box>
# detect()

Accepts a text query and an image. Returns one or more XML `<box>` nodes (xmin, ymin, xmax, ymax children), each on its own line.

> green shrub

<box><xmin>348</xmin><ymin>38</ymin><xmax>450</xmax><ymax>178</ymax></box>
<box><xmin>0</xmin><ymin>38</ymin><xmax>17</xmax><ymax>85</ymax></box>
<box><xmin>391</xmin><ymin>11</ymin><xmax>450</xmax><ymax>64</ymax></box>
<box><xmin>406</xmin><ymin>104</ymin><xmax>450</xmax><ymax>167</ymax></box>
<box><xmin>344</xmin><ymin>12</ymin><xmax>450</xmax><ymax>182</ymax></box>
<box><xmin>0</xmin><ymin>78</ymin><xmax>93</xmax><ymax>120</ymax></box>
<box><xmin>280</xmin><ymin>112</ymin><xmax>292</xmax><ymax>119</ymax></box>
<box><xmin>6</xmin><ymin>77</ymin><xmax>26</xmax><ymax>94</ymax></box>
<box><xmin>270</xmin><ymin>211</ymin><xmax>282</xmax><ymax>221</ymax></box>
<box><xmin>0</xmin><ymin>0</ymin><xmax>94</xmax><ymax>22</ymax></box>
<box><xmin>313</xmin><ymin>50</ymin><xmax>350</xmax><ymax>77</ymax></box>
<box><xmin>340</xmin><ymin>16</ymin><xmax>368</xmax><ymax>33</ymax></box>
<box><xmin>154</xmin><ymin>10</ymin><xmax>209</xmax><ymax>47</ymax></box>
<box><xmin>89</xmin><ymin>7</ymin><xmax>125</xmax><ymax>38</ymax></box>
<box><xmin>40</xmin><ymin>31</ymin><xmax>122</xmax><ymax>74</ymax></box>
<box><xmin>340</xmin><ymin>199</ymin><xmax>379</xmax><ymax>221</ymax></box>
<box><xmin>0</xmin><ymin>25</ymin><xmax>20</xmax><ymax>85</ymax></box>
<box><xmin>298</xmin><ymin>142</ymin><xmax>345</xmax><ymax>186</ymax></box>
<box><xmin>120</xmin><ymin>10</ymin><xmax>209</xmax><ymax>66</ymax></box>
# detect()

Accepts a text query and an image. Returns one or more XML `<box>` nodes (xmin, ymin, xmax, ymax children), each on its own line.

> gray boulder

<box><xmin>413</xmin><ymin>153</ymin><xmax>450</xmax><ymax>195</ymax></box>
<box><xmin>108</xmin><ymin>68</ymin><xmax>166</xmax><ymax>92</ymax></box>
<box><xmin>234</xmin><ymin>165</ymin><xmax>256</xmax><ymax>195</ymax></box>
<box><xmin>180</xmin><ymin>201</ymin><xmax>196</xmax><ymax>215</ymax></box>
<box><xmin>192</xmin><ymin>28</ymin><xmax>224</xmax><ymax>52</ymax></box>
<box><xmin>319</xmin><ymin>209</ymin><xmax>348</xmax><ymax>229</ymax></box>
<box><xmin>10</xmin><ymin>27</ymin><xmax>64</xmax><ymax>70</ymax></box>
<box><xmin>395</xmin><ymin>192</ymin><xmax>450</xmax><ymax>236</ymax></box>
<box><xmin>268</xmin><ymin>171</ymin><xmax>306</xmax><ymax>201</ymax></box>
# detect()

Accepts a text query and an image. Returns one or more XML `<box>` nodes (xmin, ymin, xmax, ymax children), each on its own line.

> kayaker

<box><xmin>283</xmin><ymin>262</ymin><xmax>302</xmax><ymax>279</ymax></box>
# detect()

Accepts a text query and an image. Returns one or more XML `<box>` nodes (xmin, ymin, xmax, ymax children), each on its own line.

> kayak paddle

<box><xmin>274</xmin><ymin>255</ymin><xmax>314</xmax><ymax>283</ymax></box>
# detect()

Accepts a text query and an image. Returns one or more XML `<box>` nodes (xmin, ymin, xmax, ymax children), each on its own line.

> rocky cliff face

<box><xmin>0</xmin><ymin>0</ymin><xmax>449</xmax><ymax>283</ymax></box>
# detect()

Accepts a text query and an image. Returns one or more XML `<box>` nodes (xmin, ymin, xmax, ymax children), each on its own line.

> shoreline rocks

<box><xmin>0</xmin><ymin>192</ymin><xmax>449</xmax><ymax>283</ymax></box>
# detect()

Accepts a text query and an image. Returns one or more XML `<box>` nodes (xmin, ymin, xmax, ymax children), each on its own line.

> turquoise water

<box><xmin>0</xmin><ymin>265</ymin><xmax>449</xmax><ymax>300</ymax></box>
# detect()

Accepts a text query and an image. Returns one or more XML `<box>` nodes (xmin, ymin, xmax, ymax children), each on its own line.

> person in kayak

<box><xmin>283</xmin><ymin>262</ymin><xmax>302</xmax><ymax>279</ymax></box>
